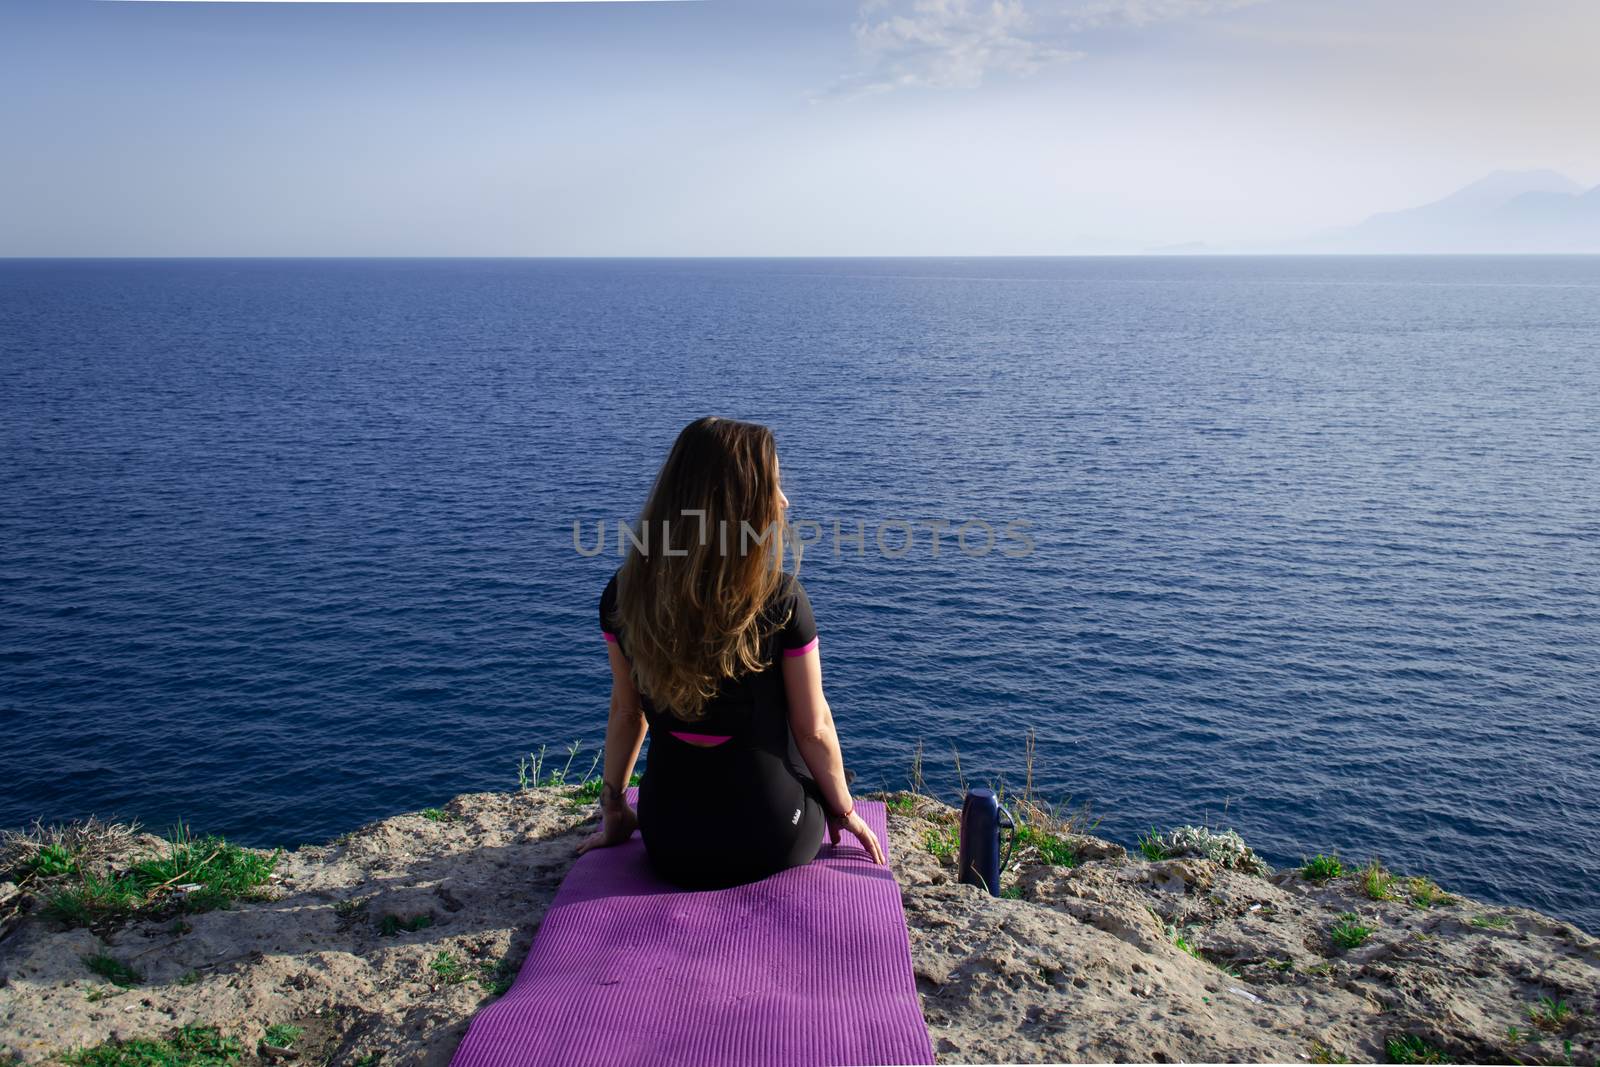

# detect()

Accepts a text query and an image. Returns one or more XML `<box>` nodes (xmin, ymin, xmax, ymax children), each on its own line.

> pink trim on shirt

<box><xmin>602</xmin><ymin>630</ymin><xmax>618</xmax><ymax>644</ymax></box>
<box><xmin>782</xmin><ymin>636</ymin><xmax>819</xmax><ymax>657</ymax></box>
<box><xmin>669</xmin><ymin>730</ymin><xmax>732</xmax><ymax>745</ymax></box>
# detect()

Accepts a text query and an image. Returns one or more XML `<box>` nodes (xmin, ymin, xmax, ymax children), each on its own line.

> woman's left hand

<box><xmin>575</xmin><ymin>802</ymin><xmax>638</xmax><ymax>856</ymax></box>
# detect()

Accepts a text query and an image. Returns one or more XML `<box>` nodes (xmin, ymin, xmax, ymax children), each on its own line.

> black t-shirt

<box><xmin>598</xmin><ymin>567</ymin><xmax>818</xmax><ymax>761</ymax></box>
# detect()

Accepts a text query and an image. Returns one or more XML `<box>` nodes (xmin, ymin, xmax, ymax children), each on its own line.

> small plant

<box><xmin>46</xmin><ymin>873</ymin><xmax>142</xmax><ymax>926</ymax></box>
<box><xmin>352</xmin><ymin>1054</ymin><xmax>383</xmax><ymax>1067</ymax></box>
<box><xmin>1000</xmin><ymin>884</ymin><xmax>1023</xmax><ymax>900</ymax></box>
<box><xmin>334</xmin><ymin>896</ymin><xmax>370</xmax><ymax>927</ymax></box>
<box><xmin>477</xmin><ymin>959</ymin><xmax>517</xmax><ymax>996</ymax></box>
<box><xmin>430</xmin><ymin>951</ymin><xmax>470</xmax><ymax>985</ymax></box>
<box><xmin>178</xmin><ymin>970</ymin><xmax>201</xmax><ymax>986</ymax></box>
<box><xmin>420</xmin><ymin>808</ymin><xmax>450</xmax><ymax>823</ymax></box>
<box><xmin>1406</xmin><ymin>876</ymin><xmax>1451</xmax><ymax>910</ymax></box>
<box><xmin>886</xmin><ymin>794</ymin><xmax>916</xmax><ymax>814</ymax></box>
<box><xmin>1358</xmin><ymin>859</ymin><xmax>1395</xmax><ymax>900</ymax></box>
<box><xmin>378</xmin><ymin>913</ymin><xmax>433</xmax><ymax>937</ymax></box>
<box><xmin>1302</xmin><ymin>854</ymin><xmax>1343</xmax><ymax>882</ymax></box>
<box><xmin>26</xmin><ymin>842</ymin><xmax>80</xmax><ymax>877</ymax></box>
<box><xmin>1310</xmin><ymin>1040</ymin><xmax>1352</xmax><ymax>1064</ymax></box>
<box><xmin>81</xmin><ymin>952</ymin><xmax>142</xmax><ymax>987</ymax></box>
<box><xmin>1330</xmin><ymin>915</ymin><xmax>1373</xmax><ymax>950</ymax></box>
<box><xmin>1386</xmin><ymin>1034</ymin><xmax>1449</xmax><ymax>1064</ymax></box>
<box><xmin>1505</xmin><ymin>1025</ymin><xmax>1525</xmax><ymax>1044</ymax></box>
<box><xmin>519</xmin><ymin>741</ymin><xmax>599</xmax><ymax>790</ymax></box>
<box><xmin>1527</xmin><ymin>995</ymin><xmax>1573</xmax><ymax>1031</ymax></box>
<box><xmin>131</xmin><ymin>824</ymin><xmax>281</xmax><ymax>915</ymax></box>
<box><xmin>261</xmin><ymin>1023</ymin><xmax>304</xmax><ymax>1050</ymax></box>
<box><xmin>1165</xmin><ymin>923</ymin><xmax>1203</xmax><ymax>961</ymax></box>
<box><xmin>1</xmin><ymin>816</ymin><xmax>141</xmax><ymax>882</ymax></box>
<box><xmin>1012</xmin><ymin>824</ymin><xmax>1078</xmax><ymax>867</ymax></box>
<box><xmin>922</xmin><ymin>826</ymin><xmax>959</xmax><ymax>861</ymax></box>
<box><xmin>517</xmin><ymin>747</ymin><xmax>546</xmax><ymax>790</ymax></box>
<box><xmin>63</xmin><ymin>1025</ymin><xmax>241</xmax><ymax>1066</ymax></box>
<box><xmin>1471</xmin><ymin>914</ymin><xmax>1512</xmax><ymax>929</ymax></box>
<box><xmin>1137</xmin><ymin>827</ymin><xmax>1172</xmax><ymax>861</ymax></box>
<box><xmin>44</xmin><ymin>824</ymin><xmax>279</xmax><ymax>929</ymax></box>
<box><xmin>567</xmin><ymin>770</ymin><xmax>640</xmax><ymax>809</ymax></box>
<box><xmin>1159</xmin><ymin>825</ymin><xmax>1270</xmax><ymax>874</ymax></box>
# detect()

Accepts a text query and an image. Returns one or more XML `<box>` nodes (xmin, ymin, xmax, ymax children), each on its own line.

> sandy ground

<box><xmin>1</xmin><ymin>786</ymin><xmax>1597</xmax><ymax>1065</ymax></box>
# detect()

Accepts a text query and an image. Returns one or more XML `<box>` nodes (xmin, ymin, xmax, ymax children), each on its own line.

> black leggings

<box><xmin>637</xmin><ymin>739</ymin><xmax>827</xmax><ymax>890</ymax></box>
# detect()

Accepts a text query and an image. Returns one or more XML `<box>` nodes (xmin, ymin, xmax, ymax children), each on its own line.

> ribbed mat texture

<box><xmin>448</xmin><ymin>788</ymin><xmax>935</xmax><ymax>1067</ymax></box>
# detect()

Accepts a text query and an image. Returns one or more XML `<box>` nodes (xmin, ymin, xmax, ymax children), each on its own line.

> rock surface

<box><xmin>1</xmin><ymin>788</ymin><xmax>1597</xmax><ymax>1065</ymax></box>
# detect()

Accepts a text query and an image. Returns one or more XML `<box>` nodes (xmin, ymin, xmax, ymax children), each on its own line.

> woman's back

<box><xmin>599</xmin><ymin>566</ymin><xmax>825</xmax><ymax>888</ymax></box>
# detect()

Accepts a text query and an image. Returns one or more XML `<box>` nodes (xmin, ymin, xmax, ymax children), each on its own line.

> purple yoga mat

<box><xmin>449</xmin><ymin>788</ymin><xmax>935</xmax><ymax>1067</ymax></box>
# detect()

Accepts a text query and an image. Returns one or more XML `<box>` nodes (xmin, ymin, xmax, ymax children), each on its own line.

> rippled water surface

<box><xmin>2</xmin><ymin>257</ymin><xmax>1597</xmax><ymax>930</ymax></box>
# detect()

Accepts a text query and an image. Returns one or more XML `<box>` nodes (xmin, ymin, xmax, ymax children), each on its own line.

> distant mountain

<box><xmin>1295</xmin><ymin>170</ymin><xmax>1600</xmax><ymax>253</ymax></box>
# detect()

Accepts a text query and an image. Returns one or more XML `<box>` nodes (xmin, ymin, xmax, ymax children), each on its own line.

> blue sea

<box><xmin>2</xmin><ymin>257</ymin><xmax>1597</xmax><ymax>932</ymax></box>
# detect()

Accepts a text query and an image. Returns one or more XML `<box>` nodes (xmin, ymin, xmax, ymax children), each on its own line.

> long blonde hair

<box><xmin>610</xmin><ymin>417</ymin><xmax>790</xmax><ymax>720</ymax></box>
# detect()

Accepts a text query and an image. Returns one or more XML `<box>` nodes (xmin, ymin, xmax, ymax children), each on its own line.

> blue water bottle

<box><xmin>957</xmin><ymin>788</ymin><xmax>1015</xmax><ymax>896</ymax></box>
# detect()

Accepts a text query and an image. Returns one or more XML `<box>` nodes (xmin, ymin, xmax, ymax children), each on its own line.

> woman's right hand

<box><xmin>828</xmin><ymin>807</ymin><xmax>886</xmax><ymax>865</ymax></box>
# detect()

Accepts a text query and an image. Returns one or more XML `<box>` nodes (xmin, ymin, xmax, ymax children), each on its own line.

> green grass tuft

<box><xmin>260</xmin><ymin>1024</ymin><xmax>303</xmax><ymax>1050</ymax></box>
<box><xmin>1012</xmin><ymin>824</ymin><xmax>1078</xmax><ymax>867</ymax></box>
<box><xmin>1330</xmin><ymin>915</ymin><xmax>1373</xmax><ymax>950</ymax></box>
<box><xmin>476</xmin><ymin>959</ymin><xmax>517</xmax><ymax>996</ymax></box>
<box><xmin>429</xmin><ymin>951</ymin><xmax>470</xmax><ymax>985</ymax></box>
<box><xmin>1358</xmin><ymin>859</ymin><xmax>1395</xmax><ymax>900</ymax></box>
<box><xmin>922</xmin><ymin>825</ymin><xmax>959</xmax><ymax>861</ymax></box>
<box><xmin>1301</xmin><ymin>854</ymin><xmax>1343</xmax><ymax>882</ymax></box>
<box><xmin>1310</xmin><ymin>1040</ymin><xmax>1351</xmax><ymax>1064</ymax></box>
<box><xmin>1165</xmin><ymin>923</ymin><xmax>1204</xmax><ymax>962</ymax></box>
<box><xmin>27</xmin><ymin>842</ymin><xmax>81</xmax><ymax>877</ymax></box>
<box><xmin>44</xmin><ymin>824</ymin><xmax>279</xmax><ymax>929</ymax></box>
<box><xmin>1137</xmin><ymin>827</ymin><xmax>1171</xmax><ymax>861</ymax></box>
<box><xmin>47</xmin><ymin>873</ymin><xmax>143</xmax><ymax>926</ymax></box>
<box><xmin>1527</xmin><ymin>995</ymin><xmax>1573</xmax><ymax>1031</ymax></box>
<box><xmin>81</xmin><ymin>953</ymin><xmax>142</xmax><ymax>987</ymax></box>
<box><xmin>1386</xmin><ymin>1034</ymin><xmax>1450</xmax><ymax>1064</ymax></box>
<box><xmin>63</xmin><ymin>1025</ymin><xmax>241</xmax><ymax>1066</ymax></box>
<box><xmin>1470</xmin><ymin>914</ymin><xmax>1512</xmax><ymax>930</ymax></box>
<box><xmin>1405</xmin><ymin>876</ymin><xmax>1451</xmax><ymax>910</ymax></box>
<box><xmin>885</xmin><ymin>794</ymin><xmax>916</xmax><ymax>814</ymax></box>
<box><xmin>420</xmin><ymin>808</ymin><xmax>451</xmax><ymax>823</ymax></box>
<box><xmin>562</xmin><ymin>770</ymin><xmax>642</xmax><ymax>810</ymax></box>
<box><xmin>130</xmin><ymin>825</ymin><xmax>280</xmax><ymax>915</ymax></box>
<box><xmin>378</xmin><ymin>913</ymin><xmax>432</xmax><ymax>937</ymax></box>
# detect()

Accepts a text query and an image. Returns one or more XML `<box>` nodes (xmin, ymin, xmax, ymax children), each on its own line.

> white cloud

<box><xmin>828</xmin><ymin>0</ymin><xmax>1269</xmax><ymax>98</ymax></box>
<box><xmin>837</xmin><ymin>0</ymin><xmax>1080</xmax><ymax>95</ymax></box>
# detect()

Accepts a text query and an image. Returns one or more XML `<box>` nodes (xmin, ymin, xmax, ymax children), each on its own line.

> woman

<box><xmin>574</xmin><ymin>416</ymin><xmax>885</xmax><ymax>888</ymax></box>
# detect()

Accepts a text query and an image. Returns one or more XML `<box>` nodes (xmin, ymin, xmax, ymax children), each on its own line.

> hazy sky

<box><xmin>2</xmin><ymin>0</ymin><xmax>1596</xmax><ymax>255</ymax></box>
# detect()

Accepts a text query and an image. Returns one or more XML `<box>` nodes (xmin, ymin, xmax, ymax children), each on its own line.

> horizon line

<box><xmin>5</xmin><ymin>252</ymin><xmax>1600</xmax><ymax>260</ymax></box>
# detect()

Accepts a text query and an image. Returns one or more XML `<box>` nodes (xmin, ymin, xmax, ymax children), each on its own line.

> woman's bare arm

<box><xmin>600</xmin><ymin>641</ymin><xmax>647</xmax><ymax>808</ymax></box>
<box><xmin>782</xmin><ymin>646</ymin><xmax>852</xmax><ymax>816</ymax></box>
<box><xmin>784</xmin><ymin>646</ymin><xmax>884</xmax><ymax>863</ymax></box>
<box><xmin>574</xmin><ymin>641</ymin><xmax>647</xmax><ymax>856</ymax></box>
